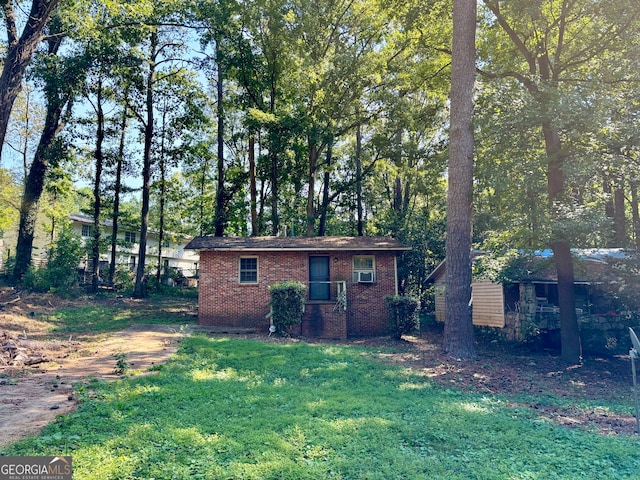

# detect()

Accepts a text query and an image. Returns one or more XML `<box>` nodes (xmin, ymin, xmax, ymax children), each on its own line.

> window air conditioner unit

<box><xmin>357</xmin><ymin>271</ymin><xmax>374</xmax><ymax>283</ymax></box>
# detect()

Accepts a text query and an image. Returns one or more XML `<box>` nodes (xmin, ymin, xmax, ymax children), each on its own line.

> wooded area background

<box><xmin>0</xmin><ymin>0</ymin><xmax>639</xmax><ymax>361</ymax></box>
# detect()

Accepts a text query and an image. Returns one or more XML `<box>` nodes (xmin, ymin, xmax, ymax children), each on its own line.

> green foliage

<box><xmin>142</xmin><ymin>276</ymin><xmax>198</xmax><ymax>299</ymax></box>
<box><xmin>45</xmin><ymin>302</ymin><xmax>193</xmax><ymax>340</ymax></box>
<box><xmin>269</xmin><ymin>281</ymin><xmax>307</xmax><ymax>336</ymax></box>
<box><xmin>22</xmin><ymin>228</ymin><xmax>85</xmax><ymax>294</ymax></box>
<box><xmin>112</xmin><ymin>353</ymin><xmax>129</xmax><ymax>375</ymax></box>
<box><xmin>582</xmin><ymin>254</ymin><xmax>640</xmax><ymax>315</ymax></box>
<box><xmin>4</xmin><ymin>337</ymin><xmax>640</xmax><ymax>479</ymax></box>
<box><xmin>112</xmin><ymin>268</ymin><xmax>135</xmax><ymax>291</ymax></box>
<box><xmin>0</xmin><ymin>168</ymin><xmax>19</xmax><ymax>235</ymax></box>
<box><xmin>385</xmin><ymin>295</ymin><xmax>420</xmax><ymax>339</ymax></box>
<box><xmin>473</xmin><ymin>250</ymin><xmax>559</xmax><ymax>285</ymax></box>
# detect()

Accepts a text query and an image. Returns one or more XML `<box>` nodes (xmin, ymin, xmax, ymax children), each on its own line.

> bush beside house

<box><xmin>269</xmin><ymin>281</ymin><xmax>307</xmax><ymax>336</ymax></box>
<box><xmin>386</xmin><ymin>295</ymin><xmax>420</xmax><ymax>339</ymax></box>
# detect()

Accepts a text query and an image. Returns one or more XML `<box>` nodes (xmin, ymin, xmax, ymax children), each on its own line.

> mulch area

<box><xmin>231</xmin><ymin>322</ymin><xmax>639</xmax><ymax>436</ymax></box>
<box><xmin>350</xmin><ymin>324</ymin><xmax>639</xmax><ymax>436</ymax></box>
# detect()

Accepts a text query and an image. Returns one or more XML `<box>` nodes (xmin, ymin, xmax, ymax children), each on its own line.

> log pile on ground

<box><xmin>1</xmin><ymin>332</ymin><xmax>48</xmax><ymax>366</ymax></box>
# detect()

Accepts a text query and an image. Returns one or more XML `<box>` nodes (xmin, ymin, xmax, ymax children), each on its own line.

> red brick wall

<box><xmin>301</xmin><ymin>303</ymin><xmax>347</xmax><ymax>339</ymax></box>
<box><xmin>198</xmin><ymin>249</ymin><xmax>398</xmax><ymax>337</ymax></box>
<box><xmin>346</xmin><ymin>253</ymin><xmax>397</xmax><ymax>336</ymax></box>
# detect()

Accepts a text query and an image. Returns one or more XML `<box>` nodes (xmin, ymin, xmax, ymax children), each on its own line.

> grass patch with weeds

<box><xmin>44</xmin><ymin>304</ymin><xmax>193</xmax><ymax>340</ymax></box>
<box><xmin>3</xmin><ymin>336</ymin><xmax>639</xmax><ymax>479</ymax></box>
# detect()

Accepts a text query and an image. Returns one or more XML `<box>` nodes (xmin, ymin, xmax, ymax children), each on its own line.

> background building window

<box><xmin>81</xmin><ymin>225</ymin><xmax>92</xmax><ymax>237</ymax></box>
<box><xmin>239</xmin><ymin>257</ymin><xmax>258</xmax><ymax>283</ymax></box>
<box><xmin>125</xmin><ymin>231</ymin><xmax>136</xmax><ymax>243</ymax></box>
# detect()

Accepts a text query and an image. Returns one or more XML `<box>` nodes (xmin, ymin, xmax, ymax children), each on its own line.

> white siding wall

<box><xmin>71</xmin><ymin>216</ymin><xmax>199</xmax><ymax>277</ymax></box>
<box><xmin>433</xmin><ymin>278</ymin><xmax>505</xmax><ymax>328</ymax></box>
<box><xmin>434</xmin><ymin>277</ymin><xmax>446</xmax><ymax>322</ymax></box>
<box><xmin>471</xmin><ymin>280</ymin><xmax>505</xmax><ymax>327</ymax></box>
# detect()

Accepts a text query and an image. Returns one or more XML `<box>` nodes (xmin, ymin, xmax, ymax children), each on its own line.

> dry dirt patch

<box><xmin>0</xmin><ymin>324</ymin><xmax>186</xmax><ymax>447</ymax></box>
<box><xmin>0</xmin><ymin>325</ymin><xmax>182</xmax><ymax>445</ymax></box>
<box><xmin>0</xmin><ymin>287</ymin><xmax>194</xmax><ymax>448</ymax></box>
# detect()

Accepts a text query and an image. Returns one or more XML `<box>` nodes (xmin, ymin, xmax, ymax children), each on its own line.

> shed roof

<box><xmin>185</xmin><ymin>236</ymin><xmax>410</xmax><ymax>252</ymax></box>
<box><xmin>426</xmin><ymin>249</ymin><xmax>636</xmax><ymax>284</ymax></box>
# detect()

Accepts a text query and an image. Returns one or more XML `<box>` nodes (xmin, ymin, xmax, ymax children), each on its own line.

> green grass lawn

<box><xmin>3</xmin><ymin>336</ymin><xmax>639</xmax><ymax>479</ymax></box>
<box><xmin>29</xmin><ymin>294</ymin><xmax>197</xmax><ymax>340</ymax></box>
<box><xmin>47</xmin><ymin>305</ymin><xmax>187</xmax><ymax>338</ymax></box>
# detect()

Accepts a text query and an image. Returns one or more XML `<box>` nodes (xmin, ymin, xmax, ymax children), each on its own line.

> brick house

<box><xmin>185</xmin><ymin>236</ymin><xmax>411</xmax><ymax>339</ymax></box>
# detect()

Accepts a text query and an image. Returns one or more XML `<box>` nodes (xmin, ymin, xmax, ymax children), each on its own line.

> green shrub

<box><xmin>113</xmin><ymin>269</ymin><xmax>135</xmax><ymax>291</ymax></box>
<box><xmin>22</xmin><ymin>228</ymin><xmax>84</xmax><ymax>295</ymax></box>
<box><xmin>269</xmin><ymin>281</ymin><xmax>307</xmax><ymax>336</ymax></box>
<box><xmin>386</xmin><ymin>295</ymin><xmax>420</xmax><ymax>339</ymax></box>
<box><xmin>21</xmin><ymin>266</ymin><xmax>47</xmax><ymax>292</ymax></box>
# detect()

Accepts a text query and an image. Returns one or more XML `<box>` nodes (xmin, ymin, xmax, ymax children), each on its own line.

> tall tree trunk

<box><xmin>214</xmin><ymin>40</ymin><xmax>226</xmax><ymax>237</ymax></box>
<box><xmin>109</xmin><ymin>105</ymin><xmax>127</xmax><ymax>285</ymax></box>
<box><xmin>0</xmin><ymin>0</ymin><xmax>61</xmax><ymax>157</ymax></box>
<box><xmin>21</xmin><ymin>90</ymin><xmax>34</xmax><ymax>180</ymax></box>
<box><xmin>49</xmin><ymin>214</ymin><xmax>55</xmax><ymax>243</ymax></box>
<box><xmin>249</xmin><ymin>131</ymin><xmax>258</xmax><ymax>236</ymax></box>
<box><xmin>91</xmin><ymin>79</ymin><xmax>105</xmax><ymax>293</ymax></box>
<box><xmin>393</xmin><ymin>177</ymin><xmax>402</xmax><ymax>212</ymax></box>
<box><xmin>306</xmin><ymin>140</ymin><xmax>319</xmax><ymax>236</ymax></box>
<box><xmin>198</xmin><ymin>157</ymin><xmax>207</xmax><ymax>237</ymax></box>
<box><xmin>603</xmin><ymin>174</ymin><xmax>614</xmax><ymax>218</ymax></box>
<box><xmin>270</xmin><ymin>150</ymin><xmax>279</xmax><ymax>235</ymax></box>
<box><xmin>613</xmin><ymin>176</ymin><xmax>626</xmax><ymax>246</ymax></box>
<box><xmin>603</xmin><ymin>174</ymin><xmax>614</xmax><ymax>246</ymax></box>
<box><xmin>356</xmin><ymin>123</ymin><xmax>363</xmax><ymax>236</ymax></box>
<box><xmin>526</xmin><ymin>186</ymin><xmax>538</xmax><ymax>248</ymax></box>
<box><xmin>133</xmin><ymin>31</ymin><xmax>157</xmax><ymax>299</ymax></box>
<box><xmin>267</xmin><ymin>75</ymin><xmax>279</xmax><ymax>236</ymax></box>
<box><xmin>12</xmin><ymin>34</ymin><xmax>68</xmax><ymax>282</ymax></box>
<box><xmin>317</xmin><ymin>140</ymin><xmax>333</xmax><ymax>237</ymax></box>
<box><xmin>631</xmin><ymin>181</ymin><xmax>640</xmax><ymax>250</ymax></box>
<box><xmin>443</xmin><ymin>0</ymin><xmax>476</xmax><ymax>359</ymax></box>
<box><xmin>156</xmin><ymin>106</ymin><xmax>168</xmax><ymax>283</ymax></box>
<box><xmin>543</xmin><ymin>120</ymin><xmax>581</xmax><ymax>364</ymax></box>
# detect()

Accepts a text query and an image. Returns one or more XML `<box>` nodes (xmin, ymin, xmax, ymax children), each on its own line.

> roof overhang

<box><xmin>185</xmin><ymin>236</ymin><xmax>411</xmax><ymax>252</ymax></box>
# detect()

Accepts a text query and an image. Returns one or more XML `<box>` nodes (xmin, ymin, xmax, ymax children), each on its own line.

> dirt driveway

<box><xmin>0</xmin><ymin>323</ymin><xmax>187</xmax><ymax>447</ymax></box>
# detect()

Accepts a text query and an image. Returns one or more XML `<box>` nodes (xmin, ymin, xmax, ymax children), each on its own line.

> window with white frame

<box><xmin>239</xmin><ymin>257</ymin><xmax>258</xmax><ymax>283</ymax></box>
<box><xmin>352</xmin><ymin>255</ymin><xmax>375</xmax><ymax>283</ymax></box>
<box><xmin>81</xmin><ymin>225</ymin><xmax>92</xmax><ymax>237</ymax></box>
<box><xmin>125</xmin><ymin>231</ymin><xmax>136</xmax><ymax>243</ymax></box>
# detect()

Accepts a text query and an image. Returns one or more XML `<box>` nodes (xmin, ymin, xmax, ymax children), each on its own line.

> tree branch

<box><xmin>1</xmin><ymin>0</ymin><xmax>18</xmax><ymax>46</ymax></box>
<box><xmin>482</xmin><ymin>0</ymin><xmax>537</xmax><ymax>75</ymax></box>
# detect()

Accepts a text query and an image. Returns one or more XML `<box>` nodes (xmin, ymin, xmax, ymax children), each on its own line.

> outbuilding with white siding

<box><xmin>426</xmin><ymin>249</ymin><xmax>640</xmax><ymax>354</ymax></box>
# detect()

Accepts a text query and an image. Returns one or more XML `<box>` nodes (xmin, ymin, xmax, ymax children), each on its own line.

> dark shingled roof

<box><xmin>185</xmin><ymin>236</ymin><xmax>410</xmax><ymax>252</ymax></box>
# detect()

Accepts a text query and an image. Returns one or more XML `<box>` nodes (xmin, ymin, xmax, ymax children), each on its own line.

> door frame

<box><xmin>309</xmin><ymin>255</ymin><xmax>330</xmax><ymax>300</ymax></box>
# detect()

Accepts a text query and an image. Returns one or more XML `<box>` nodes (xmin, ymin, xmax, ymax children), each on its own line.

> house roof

<box><xmin>425</xmin><ymin>250</ymin><xmax>487</xmax><ymax>283</ymax></box>
<box><xmin>185</xmin><ymin>236</ymin><xmax>411</xmax><ymax>252</ymax></box>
